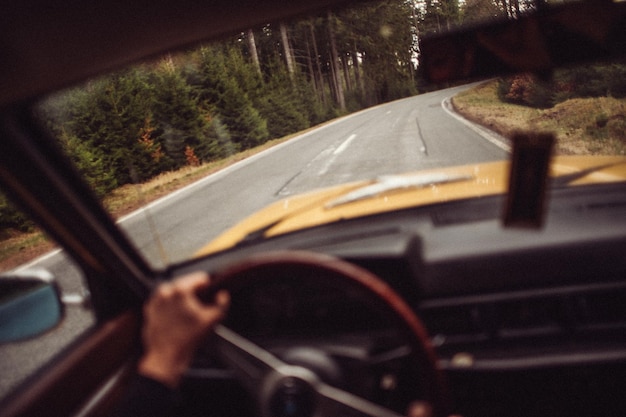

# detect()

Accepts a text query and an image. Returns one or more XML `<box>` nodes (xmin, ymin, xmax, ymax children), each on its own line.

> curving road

<box><xmin>0</xmin><ymin>83</ymin><xmax>509</xmax><ymax>398</ymax></box>
<box><xmin>121</xmin><ymin>82</ymin><xmax>508</xmax><ymax>266</ymax></box>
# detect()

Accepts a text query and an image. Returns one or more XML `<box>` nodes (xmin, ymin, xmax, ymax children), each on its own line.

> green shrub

<box><xmin>0</xmin><ymin>193</ymin><xmax>33</xmax><ymax>232</ymax></box>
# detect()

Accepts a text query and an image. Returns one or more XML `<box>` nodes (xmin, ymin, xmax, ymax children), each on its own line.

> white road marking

<box><xmin>441</xmin><ymin>97</ymin><xmax>511</xmax><ymax>153</ymax></box>
<box><xmin>333</xmin><ymin>133</ymin><xmax>357</xmax><ymax>155</ymax></box>
<box><xmin>319</xmin><ymin>134</ymin><xmax>357</xmax><ymax>175</ymax></box>
<box><xmin>13</xmin><ymin>249</ymin><xmax>63</xmax><ymax>273</ymax></box>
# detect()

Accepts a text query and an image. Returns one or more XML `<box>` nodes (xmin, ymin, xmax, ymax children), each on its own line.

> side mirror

<box><xmin>0</xmin><ymin>269</ymin><xmax>64</xmax><ymax>343</ymax></box>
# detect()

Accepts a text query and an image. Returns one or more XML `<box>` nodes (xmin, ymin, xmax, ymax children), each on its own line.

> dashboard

<box><xmin>172</xmin><ymin>182</ymin><xmax>626</xmax><ymax>417</ymax></box>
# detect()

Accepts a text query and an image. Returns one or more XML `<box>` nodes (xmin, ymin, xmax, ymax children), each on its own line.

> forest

<box><xmin>2</xmin><ymin>0</ymin><xmax>625</xmax><ymax>232</ymax></box>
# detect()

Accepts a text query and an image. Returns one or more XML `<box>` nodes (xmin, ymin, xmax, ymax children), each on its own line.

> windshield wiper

<box><xmin>325</xmin><ymin>173</ymin><xmax>473</xmax><ymax>209</ymax></box>
<box><xmin>551</xmin><ymin>162</ymin><xmax>625</xmax><ymax>188</ymax></box>
<box><xmin>235</xmin><ymin>173</ymin><xmax>473</xmax><ymax>246</ymax></box>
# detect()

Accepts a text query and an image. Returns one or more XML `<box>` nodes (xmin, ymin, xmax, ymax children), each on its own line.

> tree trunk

<box><xmin>327</xmin><ymin>11</ymin><xmax>345</xmax><ymax>110</ymax></box>
<box><xmin>246</xmin><ymin>29</ymin><xmax>262</xmax><ymax>76</ymax></box>
<box><xmin>280</xmin><ymin>22</ymin><xmax>296</xmax><ymax>80</ymax></box>
<box><xmin>309</xmin><ymin>22</ymin><xmax>326</xmax><ymax>105</ymax></box>
<box><xmin>342</xmin><ymin>53</ymin><xmax>353</xmax><ymax>93</ymax></box>
<box><xmin>303</xmin><ymin>32</ymin><xmax>320</xmax><ymax>100</ymax></box>
<box><xmin>352</xmin><ymin>41</ymin><xmax>364</xmax><ymax>101</ymax></box>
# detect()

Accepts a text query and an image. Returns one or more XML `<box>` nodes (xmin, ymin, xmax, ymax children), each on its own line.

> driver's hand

<box><xmin>138</xmin><ymin>271</ymin><xmax>230</xmax><ymax>388</ymax></box>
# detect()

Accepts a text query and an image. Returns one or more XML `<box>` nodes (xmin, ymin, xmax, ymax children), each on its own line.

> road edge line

<box><xmin>441</xmin><ymin>96</ymin><xmax>512</xmax><ymax>153</ymax></box>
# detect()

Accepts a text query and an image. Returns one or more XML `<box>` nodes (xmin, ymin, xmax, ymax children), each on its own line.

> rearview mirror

<box><xmin>420</xmin><ymin>0</ymin><xmax>626</xmax><ymax>84</ymax></box>
<box><xmin>0</xmin><ymin>269</ymin><xmax>64</xmax><ymax>343</ymax></box>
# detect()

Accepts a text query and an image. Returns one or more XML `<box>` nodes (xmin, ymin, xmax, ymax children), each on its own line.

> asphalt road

<box><xmin>121</xmin><ymin>83</ymin><xmax>507</xmax><ymax>266</ymax></box>
<box><xmin>0</xmin><ymin>83</ymin><xmax>509</xmax><ymax>398</ymax></box>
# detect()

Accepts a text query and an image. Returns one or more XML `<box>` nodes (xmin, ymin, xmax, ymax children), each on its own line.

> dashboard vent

<box><xmin>419</xmin><ymin>283</ymin><xmax>626</xmax><ymax>346</ymax></box>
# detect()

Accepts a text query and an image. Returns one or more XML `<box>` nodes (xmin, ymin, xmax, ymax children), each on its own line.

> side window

<box><xmin>0</xmin><ymin>191</ymin><xmax>95</xmax><ymax>400</ymax></box>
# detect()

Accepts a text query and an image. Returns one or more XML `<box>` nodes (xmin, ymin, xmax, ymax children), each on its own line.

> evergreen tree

<box><xmin>0</xmin><ymin>192</ymin><xmax>34</xmax><ymax>232</ymax></box>
<box><xmin>61</xmin><ymin>129</ymin><xmax>119</xmax><ymax>196</ymax></box>
<box><xmin>255</xmin><ymin>63</ymin><xmax>311</xmax><ymax>138</ymax></box>
<box><xmin>63</xmin><ymin>68</ymin><xmax>156</xmax><ymax>184</ymax></box>
<box><xmin>340</xmin><ymin>0</ymin><xmax>417</xmax><ymax>104</ymax></box>
<box><xmin>462</xmin><ymin>0</ymin><xmax>505</xmax><ymax>23</ymax></box>
<box><xmin>194</xmin><ymin>46</ymin><xmax>269</xmax><ymax>151</ymax></box>
<box><xmin>151</xmin><ymin>58</ymin><xmax>221</xmax><ymax>168</ymax></box>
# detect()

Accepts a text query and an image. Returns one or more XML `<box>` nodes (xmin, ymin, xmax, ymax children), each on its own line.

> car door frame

<box><xmin>0</xmin><ymin>106</ymin><xmax>153</xmax><ymax>416</ymax></box>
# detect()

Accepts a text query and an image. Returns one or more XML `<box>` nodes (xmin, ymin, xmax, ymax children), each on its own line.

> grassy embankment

<box><xmin>453</xmin><ymin>80</ymin><xmax>626</xmax><ymax>155</ymax></box>
<box><xmin>2</xmin><ymin>80</ymin><xmax>625</xmax><ymax>270</ymax></box>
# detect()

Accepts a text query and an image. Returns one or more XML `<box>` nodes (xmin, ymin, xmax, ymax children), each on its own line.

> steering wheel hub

<box><xmin>261</xmin><ymin>365</ymin><xmax>321</xmax><ymax>417</ymax></box>
<box><xmin>268</xmin><ymin>375</ymin><xmax>316</xmax><ymax>417</ymax></box>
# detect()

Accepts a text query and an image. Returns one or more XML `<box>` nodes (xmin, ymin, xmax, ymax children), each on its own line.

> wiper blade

<box><xmin>551</xmin><ymin>162</ymin><xmax>624</xmax><ymax>188</ymax></box>
<box><xmin>326</xmin><ymin>173</ymin><xmax>473</xmax><ymax>209</ymax></box>
<box><xmin>235</xmin><ymin>220</ymin><xmax>281</xmax><ymax>247</ymax></box>
<box><xmin>236</xmin><ymin>173</ymin><xmax>473</xmax><ymax>245</ymax></box>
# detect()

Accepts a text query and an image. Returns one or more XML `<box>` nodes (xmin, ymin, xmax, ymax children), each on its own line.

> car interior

<box><xmin>1</xmin><ymin>0</ymin><xmax>625</xmax><ymax>416</ymax></box>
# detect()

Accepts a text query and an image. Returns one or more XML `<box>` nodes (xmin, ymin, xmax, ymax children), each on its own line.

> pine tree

<box><xmin>255</xmin><ymin>63</ymin><xmax>311</xmax><ymax>138</ymax></box>
<box><xmin>62</xmin><ymin>68</ymin><xmax>156</xmax><ymax>185</ymax></box>
<box><xmin>193</xmin><ymin>46</ymin><xmax>269</xmax><ymax>151</ymax></box>
<box><xmin>151</xmin><ymin>58</ymin><xmax>221</xmax><ymax>168</ymax></box>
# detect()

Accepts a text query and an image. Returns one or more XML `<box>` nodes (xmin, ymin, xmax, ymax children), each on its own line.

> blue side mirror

<box><xmin>0</xmin><ymin>269</ymin><xmax>64</xmax><ymax>343</ymax></box>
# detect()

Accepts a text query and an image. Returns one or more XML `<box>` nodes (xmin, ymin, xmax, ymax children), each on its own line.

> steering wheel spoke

<box><xmin>316</xmin><ymin>382</ymin><xmax>405</xmax><ymax>417</ymax></box>
<box><xmin>215</xmin><ymin>325</ymin><xmax>286</xmax><ymax>390</ymax></box>
<box><xmin>217</xmin><ymin>324</ymin><xmax>405</xmax><ymax>417</ymax></box>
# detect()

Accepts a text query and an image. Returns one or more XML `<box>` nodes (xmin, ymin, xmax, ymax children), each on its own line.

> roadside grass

<box><xmin>453</xmin><ymin>80</ymin><xmax>626</xmax><ymax>155</ymax></box>
<box><xmin>0</xmin><ymin>231</ymin><xmax>56</xmax><ymax>271</ymax></box>
<box><xmin>103</xmin><ymin>136</ymin><xmax>294</xmax><ymax>217</ymax></box>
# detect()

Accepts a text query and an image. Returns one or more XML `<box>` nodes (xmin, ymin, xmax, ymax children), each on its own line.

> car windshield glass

<box><xmin>6</xmin><ymin>0</ymin><xmax>623</xmax><ymax>271</ymax></box>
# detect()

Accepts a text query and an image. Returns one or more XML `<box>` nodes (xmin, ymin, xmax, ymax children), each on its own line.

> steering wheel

<box><xmin>211</xmin><ymin>251</ymin><xmax>447</xmax><ymax>417</ymax></box>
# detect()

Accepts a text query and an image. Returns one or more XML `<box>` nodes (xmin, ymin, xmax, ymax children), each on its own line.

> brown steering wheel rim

<box><xmin>213</xmin><ymin>250</ymin><xmax>449</xmax><ymax>417</ymax></box>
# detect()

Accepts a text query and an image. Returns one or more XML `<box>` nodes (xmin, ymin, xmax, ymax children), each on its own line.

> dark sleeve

<box><xmin>110</xmin><ymin>374</ymin><xmax>179</xmax><ymax>417</ymax></box>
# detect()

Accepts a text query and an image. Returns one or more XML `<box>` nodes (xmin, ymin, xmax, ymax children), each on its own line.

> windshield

<box><xmin>2</xmin><ymin>0</ymin><xmax>625</xmax><ymax>272</ymax></box>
